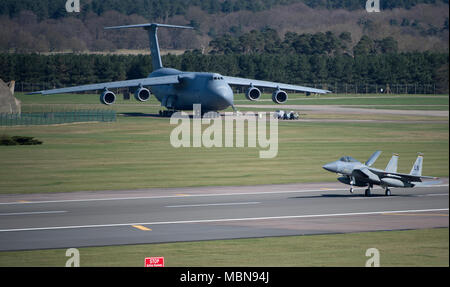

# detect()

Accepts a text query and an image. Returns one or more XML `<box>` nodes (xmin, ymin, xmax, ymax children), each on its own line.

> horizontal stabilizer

<box><xmin>412</xmin><ymin>180</ymin><xmax>442</xmax><ymax>187</ymax></box>
<box><xmin>104</xmin><ymin>23</ymin><xmax>193</xmax><ymax>70</ymax></box>
<box><xmin>105</xmin><ymin>23</ymin><xmax>194</xmax><ymax>30</ymax></box>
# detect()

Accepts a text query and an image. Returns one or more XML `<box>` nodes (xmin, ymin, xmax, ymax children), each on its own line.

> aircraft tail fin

<box><xmin>365</xmin><ymin>151</ymin><xmax>382</xmax><ymax>167</ymax></box>
<box><xmin>105</xmin><ymin>23</ymin><xmax>193</xmax><ymax>71</ymax></box>
<box><xmin>410</xmin><ymin>153</ymin><xmax>423</xmax><ymax>176</ymax></box>
<box><xmin>385</xmin><ymin>153</ymin><xmax>398</xmax><ymax>173</ymax></box>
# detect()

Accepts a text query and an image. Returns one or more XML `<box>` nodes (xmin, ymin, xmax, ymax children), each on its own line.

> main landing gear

<box><xmin>159</xmin><ymin>110</ymin><xmax>175</xmax><ymax>117</ymax></box>
<box><xmin>351</xmin><ymin>185</ymin><xmax>392</xmax><ymax>197</ymax></box>
<box><xmin>159</xmin><ymin>109</ymin><xmax>222</xmax><ymax>118</ymax></box>
<box><xmin>364</xmin><ymin>185</ymin><xmax>372</xmax><ymax>197</ymax></box>
<box><xmin>385</xmin><ymin>188</ymin><xmax>392</xmax><ymax>196</ymax></box>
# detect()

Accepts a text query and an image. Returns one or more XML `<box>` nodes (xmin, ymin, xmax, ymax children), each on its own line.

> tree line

<box><xmin>1</xmin><ymin>2</ymin><xmax>448</xmax><ymax>53</ymax></box>
<box><xmin>0</xmin><ymin>52</ymin><xmax>447</xmax><ymax>91</ymax></box>
<box><xmin>0</xmin><ymin>0</ymin><xmax>446</xmax><ymax>20</ymax></box>
<box><xmin>209</xmin><ymin>29</ymin><xmax>398</xmax><ymax>56</ymax></box>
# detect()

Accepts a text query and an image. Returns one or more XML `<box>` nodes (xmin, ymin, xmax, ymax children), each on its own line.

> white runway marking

<box><xmin>0</xmin><ymin>184</ymin><xmax>446</xmax><ymax>205</ymax></box>
<box><xmin>0</xmin><ymin>211</ymin><xmax>67</xmax><ymax>216</ymax></box>
<box><xmin>166</xmin><ymin>202</ymin><xmax>261</xmax><ymax>208</ymax></box>
<box><xmin>350</xmin><ymin>193</ymin><xmax>449</xmax><ymax>200</ymax></box>
<box><xmin>0</xmin><ymin>189</ymin><xmax>334</xmax><ymax>205</ymax></box>
<box><xmin>0</xmin><ymin>208</ymin><xmax>447</xmax><ymax>233</ymax></box>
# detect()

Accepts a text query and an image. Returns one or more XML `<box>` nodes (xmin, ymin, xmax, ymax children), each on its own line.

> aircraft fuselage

<box><xmin>149</xmin><ymin>68</ymin><xmax>234</xmax><ymax>112</ymax></box>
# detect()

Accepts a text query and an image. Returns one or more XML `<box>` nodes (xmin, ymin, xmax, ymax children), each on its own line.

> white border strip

<box><xmin>0</xmin><ymin>211</ymin><xmax>67</xmax><ymax>216</ymax></box>
<box><xmin>166</xmin><ymin>202</ymin><xmax>261</xmax><ymax>208</ymax></box>
<box><xmin>0</xmin><ymin>189</ymin><xmax>340</xmax><ymax>205</ymax></box>
<box><xmin>0</xmin><ymin>184</ymin><xmax>447</xmax><ymax>205</ymax></box>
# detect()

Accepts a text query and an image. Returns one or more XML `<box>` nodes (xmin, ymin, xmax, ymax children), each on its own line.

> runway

<box><xmin>0</xmin><ymin>182</ymin><xmax>448</xmax><ymax>251</ymax></box>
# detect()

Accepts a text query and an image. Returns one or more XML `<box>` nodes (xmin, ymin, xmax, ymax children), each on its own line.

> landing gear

<box><xmin>202</xmin><ymin>111</ymin><xmax>221</xmax><ymax>118</ymax></box>
<box><xmin>385</xmin><ymin>188</ymin><xmax>392</xmax><ymax>196</ymax></box>
<box><xmin>349</xmin><ymin>177</ymin><xmax>355</xmax><ymax>194</ymax></box>
<box><xmin>159</xmin><ymin>110</ymin><xmax>175</xmax><ymax>117</ymax></box>
<box><xmin>364</xmin><ymin>185</ymin><xmax>372</xmax><ymax>197</ymax></box>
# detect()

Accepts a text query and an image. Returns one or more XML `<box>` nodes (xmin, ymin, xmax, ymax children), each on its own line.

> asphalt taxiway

<box><xmin>0</xmin><ymin>182</ymin><xmax>448</xmax><ymax>251</ymax></box>
<box><xmin>236</xmin><ymin>104</ymin><xmax>449</xmax><ymax>117</ymax></box>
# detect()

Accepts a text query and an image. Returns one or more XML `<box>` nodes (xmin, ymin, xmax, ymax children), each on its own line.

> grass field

<box><xmin>0</xmin><ymin>228</ymin><xmax>447</xmax><ymax>267</ymax></box>
<box><xmin>0</xmin><ymin>92</ymin><xmax>448</xmax><ymax>267</ymax></box>
<box><xmin>1</xmin><ymin>93</ymin><xmax>448</xmax><ymax>194</ymax></box>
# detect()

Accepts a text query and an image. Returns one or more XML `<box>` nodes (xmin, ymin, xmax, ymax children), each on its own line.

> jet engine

<box><xmin>272</xmin><ymin>89</ymin><xmax>288</xmax><ymax>104</ymax></box>
<box><xmin>134</xmin><ymin>87</ymin><xmax>151</xmax><ymax>102</ymax></box>
<box><xmin>100</xmin><ymin>90</ymin><xmax>116</xmax><ymax>105</ymax></box>
<box><xmin>245</xmin><ymin>86</ymin><xmax>261</xmax><ymax>101</ymax></box>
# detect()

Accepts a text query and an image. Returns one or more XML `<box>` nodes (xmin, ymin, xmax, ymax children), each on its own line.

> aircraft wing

<box><xmin>222</xmin><ymin>76</ymin><xmax>331</xmax><ymax>94</ymax></box>
<box><xmin>371</xmin><ymin>169</ymin><xmax>438</xmax><ymax>182</ymax></box>
<box><xmin>352</xmin><ymin>167</ymin><xmax>380</xmax><ymax>183</ymax></box>
<box><xmin>28</xmin><ymin>75</ymin><xmax>180</xmax><ymax>95</ymax></box>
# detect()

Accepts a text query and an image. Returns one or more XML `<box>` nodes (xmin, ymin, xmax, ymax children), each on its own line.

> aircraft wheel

<box><xmin>350</xmin><ymin>187</ymin><xmax>354</xmax><ymax>194</ymax></box>
<box><xmin>385</xmin><ymin>189</ymin><xmax>392</xmax><ymax>196</ymax></box>
<box><xmin>364</xmin><ymin>188</ymin><xmax>371</xmax><ymax>197</ymax></box>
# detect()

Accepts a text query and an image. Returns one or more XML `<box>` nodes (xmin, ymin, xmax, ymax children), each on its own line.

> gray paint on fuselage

<box><xmin>149</xmin><ymin>68</ymin><xmax>233</xmax><ymax>112</ymax></box>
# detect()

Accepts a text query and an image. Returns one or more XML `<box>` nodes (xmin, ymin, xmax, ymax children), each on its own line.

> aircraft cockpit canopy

<box><xmin>339</xmin><ymin>156</ymin><xmax>359</xmax><ymax>163</ymax></box>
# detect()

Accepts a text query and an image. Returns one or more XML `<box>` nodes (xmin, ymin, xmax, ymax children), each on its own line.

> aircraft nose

<box><xmin>323</xmin><ymin>162</ymin><xmax>338</xmax><ymax>173</ymax></box>
<box><xmin>219</xmin><ymin>85</ymin><xmax>234</xmax><ymax>106</ymax></box>
<box><xmin>210</xmin><ymin>82</ymin><xmax>234</xmax><ymax>109</ymax></box>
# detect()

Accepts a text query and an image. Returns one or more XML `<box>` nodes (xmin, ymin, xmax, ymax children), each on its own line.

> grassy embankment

<box><xmin>0</xmin><ymin>93</ymin><xmax>448</xmax><ymax>194</ymax></box>
<box><xmin>0</xmin><ymin>228</ymin><xmax>447</xmax><ymax>267</ymax></box>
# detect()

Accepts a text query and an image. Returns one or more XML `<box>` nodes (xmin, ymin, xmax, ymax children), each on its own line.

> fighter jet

<box><xmin>322</xmin><ymin>151</ymin><xmax>439</xmax><ymax>196</ymax></box>
<box><xmin>30</xmin><ymin>23</ymin><xmax>331</xmax><ymax>115</ymax></box>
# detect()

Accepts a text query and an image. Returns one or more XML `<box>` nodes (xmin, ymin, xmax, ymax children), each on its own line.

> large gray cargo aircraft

<box><xmin>323</xmin><ymin>151</ymin><xmax>439</xmax><ymax>196</ymax></box>
<box><xmin>30</xmin><ymin>23</ymin><xmax>330</xmax><ymax>115</ymax></box>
